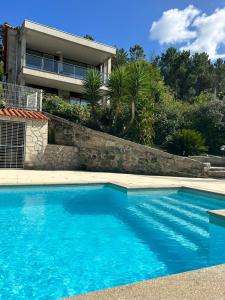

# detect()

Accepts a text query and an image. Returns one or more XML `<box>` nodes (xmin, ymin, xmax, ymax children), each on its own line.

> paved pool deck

<box><xmin>1</xmin><ymin>170</ymin><xmax>225</xmax><ymax>300</ymax></box>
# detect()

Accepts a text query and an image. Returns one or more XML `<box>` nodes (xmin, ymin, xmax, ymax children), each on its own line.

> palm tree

<box><xmin>107</xmin><ymin>66</ymin><xmax>127</xmax><ymax>129</ymax></box>
<box><xmin>126</xmin><ymin>61</ymin><xmax>149</xmax><ymax>130</ymax></box>
<box><xmin>83</xmin><ymin>69</ymin><xmax>102</xmax><ymax>116</ymax></box>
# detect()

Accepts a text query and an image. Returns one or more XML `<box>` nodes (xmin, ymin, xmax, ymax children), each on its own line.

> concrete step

<box><xmin>209</xmin><ymin>167</ymin><xmax>225</xmax><ymax>171</ymax></box>
<box><xmin>208</xmin><ymin>169</ymin><xmax>225</xmax><ymax>179</ymax></box>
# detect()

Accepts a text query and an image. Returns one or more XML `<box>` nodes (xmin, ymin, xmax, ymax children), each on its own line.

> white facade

<box><xmin>4</xmin><ymin>20</ymin><xmax>116</xmax><ymax>103</ymax></box>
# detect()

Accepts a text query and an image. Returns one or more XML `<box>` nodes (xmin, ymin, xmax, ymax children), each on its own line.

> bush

<box><xmin>190</xmin><ymin>100</ymin><xmax>225</xmax><ymax>154</ymax></box>
<box><xmin>166</xmin><ymin>129</ymin><xmax>208</xmax><ymax>156</ymax></box>
<box><xmin>0</xmin><ymin>98</ymin><xmax>5</xmax><ymax>108</ymax></box>
<box><xmin>153</xmin><ymin>98</ymin><xmax>185</xmax><ymax>145</ymax></box>
<box><xmin>42</xmin><ymin>95</ymin><xmax>90</xmax><ymax>124</ymax></box>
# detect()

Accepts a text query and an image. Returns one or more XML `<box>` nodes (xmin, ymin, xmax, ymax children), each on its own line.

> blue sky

<box><xmin>1</xmin><ymin>0</ymin><xmax>225</xmax><ymax>59</ymax></box>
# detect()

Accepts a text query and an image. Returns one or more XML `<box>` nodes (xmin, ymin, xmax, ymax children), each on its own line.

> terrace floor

<box><xmin>1</xmin><ymin>169</ymin><xmax>225</xmax><ymax>194</ymax></box>
<box><xmin>1</xmin><ymin>170</ymin><xmax>225</xmax><ymax>300</ymax></box>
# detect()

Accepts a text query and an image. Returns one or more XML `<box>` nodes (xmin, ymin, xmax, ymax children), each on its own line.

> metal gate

<box><xmin>0</xmin><ymin>121</ymin><xmax>26</xmax><ymax>168</ymax></box>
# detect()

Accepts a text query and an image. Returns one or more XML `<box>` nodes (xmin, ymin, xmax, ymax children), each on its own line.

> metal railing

<box><xmin>0</xmin><ymin>82</ymin><xmax>43</xmax><ymax>111</ymax></box>
<box><xmin>25</xmin><ymin>53</ymin><xmax>108</xmax><ymax>84</ymax></box>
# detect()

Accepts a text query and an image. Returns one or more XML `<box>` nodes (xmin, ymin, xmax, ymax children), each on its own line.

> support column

<box><xmin>107</xmin><ymin>57</ymin><xmax>112</xmax><ymax>74</ymax></box>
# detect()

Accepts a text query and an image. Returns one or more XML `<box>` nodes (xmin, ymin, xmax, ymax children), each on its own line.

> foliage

<box><xmin>42</xmin><ymin>45</ymin><xmax>225</xmax><ymax>157</ymax></box>
<box><xmin>42</xmin><ymin>95</ymin><xmax>90</xmax><ymax>124</ymax></box>
<box><xmin>154</xmin><ymin>47</ymin><xmax>225</xmax><ymax>101</ymax></box>
<box><xmin>0</xmin><ymin>98</ymin><xmax>5</xmax><ymax>108</ymax></box>
<box><xmin>83</xmin><ymin>69</ymin><xmax>102</xmax><ymax>121</ymax></box>
<box><xmin>129</xmin><ymin>44</ymin><xmax>146</xmax><ymax>62</ymax></box>
<box><xmin>127</xmin><ymin>96</ymin><xmax>154</xmax><ymax>145</ymax></box>
<box><xmin>0</xmin><ymin>62</ymin><xmax>3</xmax><ymax>81</ymax></box>
<box><xmin>83</xmin><ymin>34</ymin><xmax>95</xmax><ymax>41</ymax></box>
<box><xmin>107</xmin><ymin>66</ymin><xmax>127</xmax><ymax>131</ymax></box>
<box><xmin>153</xmin><ymin>97</ymin><xmax>186</xmax><ymax>145</ymax></box>
<box><xmin>112</xmin><ymin>48</ymin><xmax>129</xmax><ymax>69</ymax></box>
<box><xmin>191</xmin><ymin>100</ymin><xmax>225</xmax><ymax>154</ymax></box>
<box><xmin>166</xmin><ymin>129</ymin><xmax>208</xmax><ymax>156</ymax></box>
<box><xmin>125</xmin><ymin>61</ymin><xmax>150</xmax><ymax>128</ymax></box>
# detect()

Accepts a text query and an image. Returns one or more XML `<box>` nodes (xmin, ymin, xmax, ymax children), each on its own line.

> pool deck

<box><xmin>1</xmin><ymin>170</ymin><xmax>225</xmax><ymax>300</ymax></box>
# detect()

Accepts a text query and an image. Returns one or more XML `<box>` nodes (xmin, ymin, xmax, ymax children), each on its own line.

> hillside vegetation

<box><xmin>38</xmin><ymin>46</ymin><xmax>225</xmax><ymax>156</ymax></box>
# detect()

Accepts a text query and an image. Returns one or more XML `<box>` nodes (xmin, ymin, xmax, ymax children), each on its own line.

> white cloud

<box><xmin>150</xmin><ymin>6</ymin><xmax>225</xmax><ymax>59</ymax></box>
<box><xmin>150</xmin><ymin>5</ymin><xmax>200</xmax><ymax>44</ymax></box>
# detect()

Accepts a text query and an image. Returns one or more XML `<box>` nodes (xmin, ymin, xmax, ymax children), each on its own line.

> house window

<box><xmin>70</xmin><ymin>97</ymin><xmax>89</xmax><ymax>106</ymax></box>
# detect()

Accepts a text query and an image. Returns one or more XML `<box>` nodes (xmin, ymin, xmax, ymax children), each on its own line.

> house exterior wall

<box><xmin>4</xmin><ymin>27</ymin><xmax>20</xmax><ymax>84</ymax></box>
<box><xmin>3</xmin><ymin>21</ymin><xmax>115</xmax><ymax>98</ymax></box>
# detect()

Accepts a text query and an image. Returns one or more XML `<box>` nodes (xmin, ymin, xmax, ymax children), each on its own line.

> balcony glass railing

<box><xmin>25</xmin><ymin>53</ymin><xmax>108</xmax><ymax>84</ymax></box>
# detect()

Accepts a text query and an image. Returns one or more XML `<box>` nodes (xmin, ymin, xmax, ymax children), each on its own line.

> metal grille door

<box><xmin>0</xmin><ymin>121</ymin><xmax>26</xmax><ymax>168</ymax></box>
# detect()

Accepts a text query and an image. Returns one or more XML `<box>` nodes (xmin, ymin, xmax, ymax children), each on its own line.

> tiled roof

<box><xmin>0</xmin><ymin>108</ymin><xmax>49</xmax><ymax>121</ymax></box>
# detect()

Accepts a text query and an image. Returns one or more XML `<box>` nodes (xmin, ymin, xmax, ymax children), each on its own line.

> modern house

<box><xmin>2</xmin><ymin>20</ymin><xmax>116</xmax><ymax>105</ymax></box>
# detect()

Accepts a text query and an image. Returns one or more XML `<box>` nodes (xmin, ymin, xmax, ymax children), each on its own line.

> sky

<box><xmin>1</xmin><ymin>0</ymin><xmax>225</xmax><ymax>59</ymax></box>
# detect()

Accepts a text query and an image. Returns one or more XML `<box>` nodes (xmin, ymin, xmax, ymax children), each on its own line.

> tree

<box><xmin>153</xmin><ymin>97</ymin><xmax>186</xmax><ymax>145</ymax></box>
<box><xmin>155</xmin><ymin>48</ymin><xmax>215</xmax><ymax>102</ymax></box>
<box><xmin>212</xmin><ymin>59</ymin><xmax>225</xmax><ymax>99</ymax></box>
<box><xmin>166</xmin><ymin>129</ymin><xmax>208</xmax><ymax>156</ymax></box>
<box><xmin>129</xmin><ymin>44</ymin><xmax>145</xmax><ymax>61</ymax></box>
<box><xmin>191</xmin><ymin>99</ymin><xmax>225</xmax><ymax>154</ymax></box>
<box><xmin>127</xmin><ymin>95</ymin><xmax>154</xmax><ymax>145</ymax></box>
<box><xmin>125</xmin><ymin>61</ymin><xmax>149</xmax><ymax>131</ymax></box>
<box><xmin>83</xmin><ymin>69</ymin><xmax>102</xmax><ymax>117</ymax></box>
<box><xmin>107</xmin><ymin>66</ymin><xmax>127</xmax><ymax>130</ymax></box>
<box><xmin>83</xmin><ymin>34</ymin><xmax>95</xmax><ymax>41</ymax></box>
<box><xmin>112</xmin><ymin>48</ymin><xmax>128</xmax><ymax>69</ymax></box>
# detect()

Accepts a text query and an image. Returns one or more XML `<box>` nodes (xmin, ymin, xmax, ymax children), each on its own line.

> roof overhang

<box><xmin>22</xmin><ymin>20</ymin><xmax>116</xmax><ymax>66</ymax></box>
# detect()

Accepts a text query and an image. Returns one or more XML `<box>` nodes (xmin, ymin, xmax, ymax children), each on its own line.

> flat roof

<box><xmin>23</xmin><ymin>20</ymin><xmax>116</xmax><ymax>56</ymax></box>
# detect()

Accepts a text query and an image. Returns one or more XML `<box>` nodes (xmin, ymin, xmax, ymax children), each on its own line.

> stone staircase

<box><xmin>208</xmin><ymin>166</ymin><xmax>225</xmax><ymax>179</ymax></box>
<box><xmin>190</xmin><ymin>156</ymin><xmax>225</xmax><ymax>179</ymax></box>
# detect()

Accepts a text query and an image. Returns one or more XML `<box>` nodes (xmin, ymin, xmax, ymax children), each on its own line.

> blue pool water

<box><xmin>1</xmin><ymin>185</ymin><xmax>225</xmax><ymax>299</ymax></box>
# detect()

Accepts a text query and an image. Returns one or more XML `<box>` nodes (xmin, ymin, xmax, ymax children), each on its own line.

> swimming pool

<box><xmin>0</xmin><ymin>184</ymin><xmax>225</xmax><ymax>299</ymax></box>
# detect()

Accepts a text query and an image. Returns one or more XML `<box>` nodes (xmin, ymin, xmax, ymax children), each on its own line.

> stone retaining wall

<box><xmin>39</xmin><ymin>144</ymin><xmax>79</xmax><ymax>170</ymax></box>
<box><xmin>47</xmin><ymin>113</ymin><xmax>208</xmax><ymax>177</ymax></box>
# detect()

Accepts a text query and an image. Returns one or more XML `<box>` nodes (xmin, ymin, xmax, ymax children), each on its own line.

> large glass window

<box><xmin>26</xmin><ymin>54</ymin><xmax>42</xmax><ymax>70</ymax></box>
<box><xmin>62</xmin><ymin>63</ymin><xmax>75</xmax><ymax>77</ymax></box>
<box><xmin>43</xmin><ymin>54</ymin><xmax>55</xmax><ymax>73</ymax></box>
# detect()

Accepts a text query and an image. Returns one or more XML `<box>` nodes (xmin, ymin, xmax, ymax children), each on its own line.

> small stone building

<box><xmin>0</xmin><ymin>108</ymin><xmax>48</xmax><ymax>168</ymax></box>
<box><xmin>0</xmin><ymin>108</ymin><xmax>79</xmax><ymax>170</ymax></box>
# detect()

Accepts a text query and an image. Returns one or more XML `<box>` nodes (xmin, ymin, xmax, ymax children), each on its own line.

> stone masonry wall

<box><xmin>25</xmin><ymin>119</ymin><xmax>48</xmax><ymax>169</ymax></box>
<box><xmin>38</xmin><ymin>144</ymin><xmax>79</xmax><ymax>170</ymax></box>
<box><xmin>47</xmin><ymin>113</ymin><xmax>208</xmax><ymax>177</ymax></box>
<box><xmin>0</xmin><ymin>116</ymin><xmax>48</xmax><ymax>169</ymax></box>
<box><xmin>0</xmin><ymin>116</ymin><xmax>80</xmax><ymax>170</ymax></box>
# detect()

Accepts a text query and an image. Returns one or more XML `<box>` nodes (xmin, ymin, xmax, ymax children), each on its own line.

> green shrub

<box><xmin>42</xmin><ymin>95</ymin><xmax>90</xmax><ymax>124</ymax></box>
<box><xmin>0</xmin><ymin>98</ymin><xmax>5</xmax><ymax>108</ymax></box>
<box><xmin>166</xmin><ymin>129</ymin><xmax>208</xmax><ymax>156</ymax></box>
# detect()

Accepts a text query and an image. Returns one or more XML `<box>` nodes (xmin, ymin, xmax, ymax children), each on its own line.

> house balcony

<box><xmin>21</xmin><ymin>53</ymin><xmax>109</xmax><ymax>94</ymax></box>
